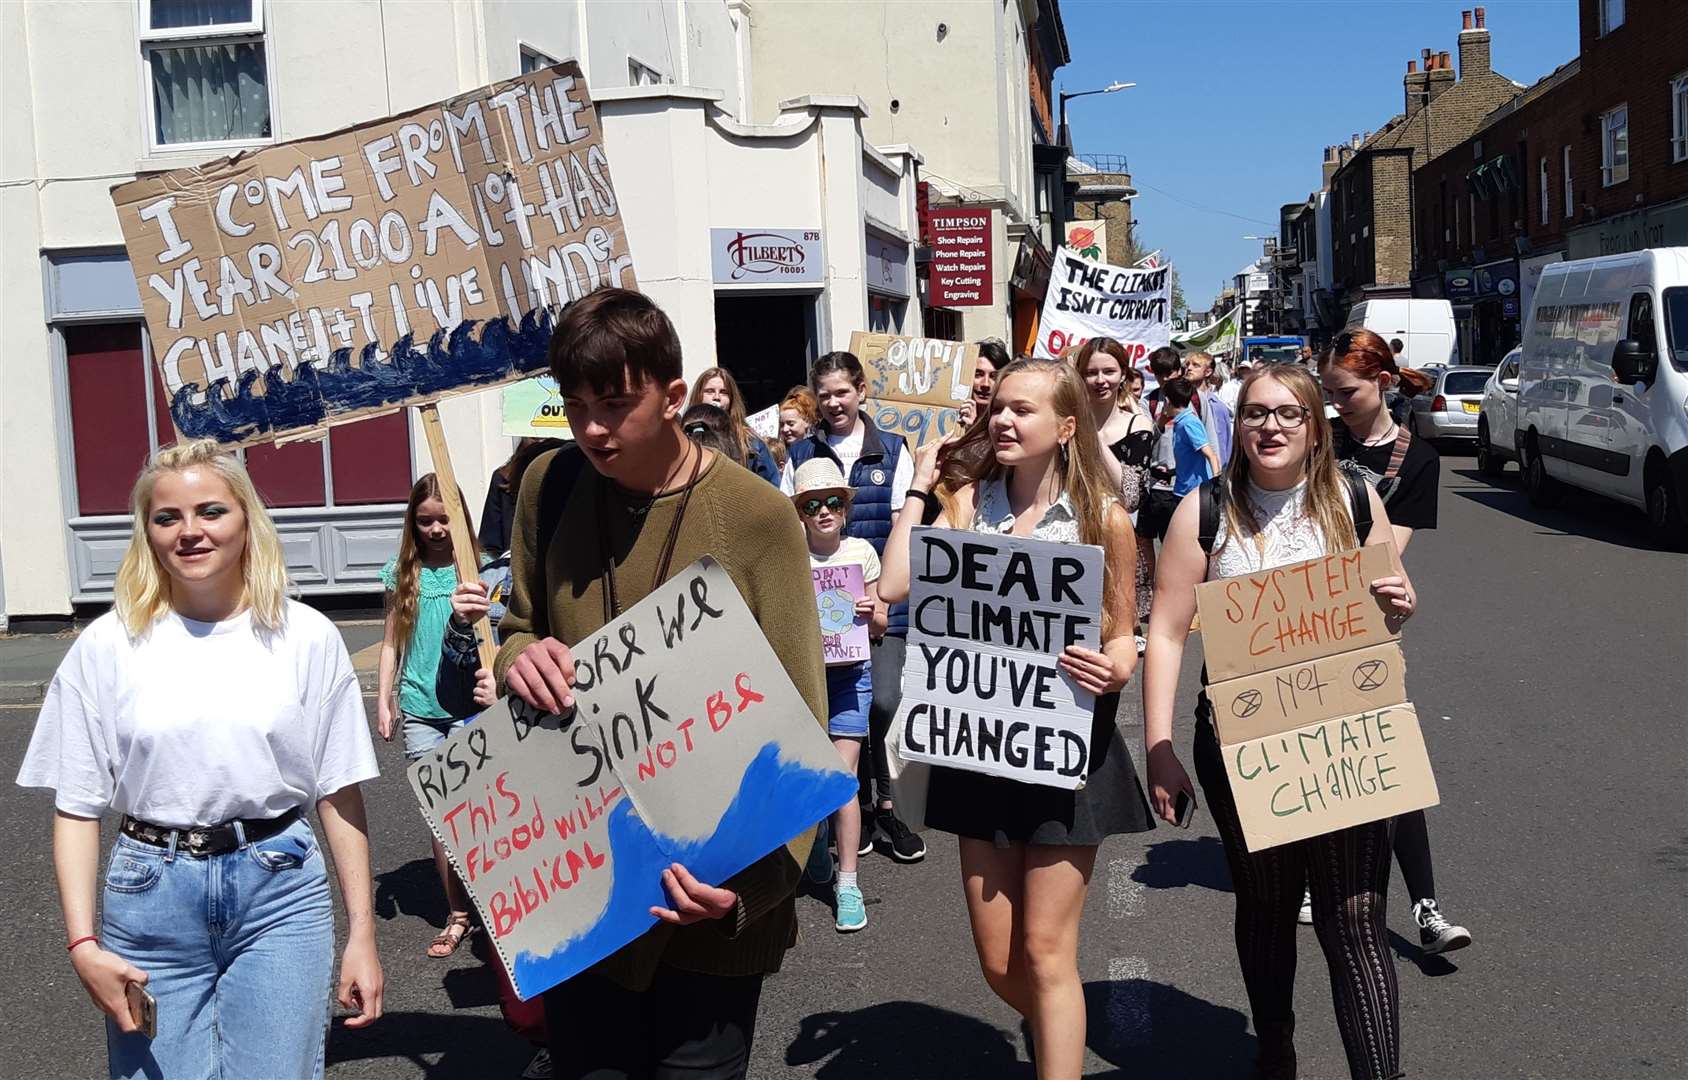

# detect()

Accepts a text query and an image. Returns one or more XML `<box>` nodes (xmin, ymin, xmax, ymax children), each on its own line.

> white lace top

<box><xmin>1207</xmin><ymin>478</ymin><xmax>1352</xmax><ymax>581</ymax></box>
<box><xmin>971</xmin><ymin>476</ymin><xmax>1085</xmax><ymax>542</ymax></box>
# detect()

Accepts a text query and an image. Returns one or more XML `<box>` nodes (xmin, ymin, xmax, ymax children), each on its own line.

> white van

<box><xmin>1345</xmin><ymin>298</ymin><xmax>1459</xmax><ymax>368</ymax></box>
<box><xmin>1516</xmin><ymin>247</ymin><xmax>1688</xmax><ymax>544</ymax></box>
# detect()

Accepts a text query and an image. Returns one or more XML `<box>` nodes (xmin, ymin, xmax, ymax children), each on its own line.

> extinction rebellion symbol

<box><xmin>1232</xmin><ymin>689</ymin><xmax>1263</xmax><ymax>719</ymax></box>
<box><xmin>1353</xmin><ymin>659</ymin><xmax>1388</xmax><ymax>692</ymax></box>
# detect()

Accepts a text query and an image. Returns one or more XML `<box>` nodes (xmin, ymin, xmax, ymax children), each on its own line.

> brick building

<box><xmin>1326</xmin><ymin>8</ymin><xmax>1522</xmax><ymax>306</ymax></box>
<box><xmin>1411</xmin><ymin>0</ymin><xmax>1688</xmax><ymax>365</ymax></box>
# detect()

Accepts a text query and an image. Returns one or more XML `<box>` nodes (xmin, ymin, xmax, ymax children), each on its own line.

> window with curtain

<box><xmin>141</xmin><ymin>0</ymin><xmax>271</xmax><ymax>149</ymax></box>
<box><xmin>1601</xmin><ymin>105</ymin><xmax>1629</xmax><ymax>187</ymax></box>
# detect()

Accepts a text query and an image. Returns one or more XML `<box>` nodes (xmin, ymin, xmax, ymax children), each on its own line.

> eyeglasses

<box><xmin>799</xmin><ymin>494</ymin><xmax>846</xmax><ymax>517</ymax></box>
<box><xmin>1238</xmin><ymin>404</ymin><xmax>1312</xmax><ymax>429</ymax></box>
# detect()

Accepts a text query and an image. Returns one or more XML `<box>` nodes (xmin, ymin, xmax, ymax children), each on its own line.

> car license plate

<box><xmin>1462</xmin><ymin>401</ymin><xmax>1480</xmax><ymax>414</ymax></box>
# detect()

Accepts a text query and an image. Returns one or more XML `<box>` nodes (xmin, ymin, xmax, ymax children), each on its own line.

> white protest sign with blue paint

<box><xmin>898</xmin><ymin>527</ymin><xmax>1104</xmax><ymax>790</ymax></box>
<box><xmin>407</xmin><ymin>557</ymin><xmax>856</xmax><ymax>1000</ymax></box>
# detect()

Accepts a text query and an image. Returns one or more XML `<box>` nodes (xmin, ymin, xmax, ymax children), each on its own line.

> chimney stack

<box><xmin>1405</xmin><ymin>56</ymin><xmax>1429</xmax><ymax>116</ymax></box>
<box><xmin>1426</xmin><ymin>49</ymin><xmax>1455</xmax><ymax>101</ymax></box>
<box><xmin>1459</xmin><ymin>7</ymin><xmax>1491</xmax><ymax>79</ymax></box>
<box><xmin>1322</xmin><ymin>145</ymin><xmax>1340</xmax><ymax>189</ymax></box>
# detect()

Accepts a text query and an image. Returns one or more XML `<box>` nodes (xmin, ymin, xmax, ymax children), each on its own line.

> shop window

<box><xmin>246</xmin><ymin>440</ymin><xmax>327</xmax><ymax>508</ymax></box>
<box><xmin>140</xmin><ymin>0</ymin><xmax>271</xmax><ymax>151</ymax></box>
<box><xmin>868</xmin><ymin>296</ymin><xmax>906</xmax><ymax>334</ymax></box>
<box><xmin>330</xmin><ymin>412</ymin><xmax>415</xmax><ymax>505</ymax></box>
<box><xmin>1601</xmin><ymin>105</ymin><xmax>1629</xmax><ymax>187</ymax></box>
<box><xmin>64</xmin><ymin>324</ymin><xmax>153</xmax><ymax>516</ymax></box>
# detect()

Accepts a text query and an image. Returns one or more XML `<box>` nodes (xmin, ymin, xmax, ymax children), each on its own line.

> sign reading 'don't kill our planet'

<box><xmin>849</xmin><ymin>332</ymin><xmax>981</xmax><ymax>448</ymax></box>
<box><xmin>898</xmin><ymin>527</ymin><xmax>1103</xmax><ymax>791</ymax></box>
<box><xmin>1195</xmin><ymin>545</ymin><xmax>1438</xmax><ymax>852</ymax></box>
<box><xmin>407</xmin><ymin>558</ymin><xmax>857</xmax><ymax>1000</ymax></box>
<box><xmin>113</xmin><ymin>61</ymin><xmax>635</xmax><ymax>449</ymax></box>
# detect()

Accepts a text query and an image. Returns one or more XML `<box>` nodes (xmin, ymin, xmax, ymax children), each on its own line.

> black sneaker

<box><xmin>805</xmin><ymin>816</ymin><xmax>835</xmax><ymax>885</ymax></box>
<box><xmin>1412</xmin><ymin>898</ymin><xmax>1471</xmax><ymax>955</ymax></box>
<box><xmin>857</xmin><ymin>805</ymin><xmax>877</xmax><ymax>856</ymax></box>
<box><xmin>876</xmin><ymin>808</ymin><xmax>926</xmax><ymax>863</ymax></box>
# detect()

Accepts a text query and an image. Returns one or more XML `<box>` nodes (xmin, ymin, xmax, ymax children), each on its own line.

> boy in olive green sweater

<box><xmin>488</xmin><ymin>287</ymin><xmax>827</xmax><ymax>1078</ymax></box>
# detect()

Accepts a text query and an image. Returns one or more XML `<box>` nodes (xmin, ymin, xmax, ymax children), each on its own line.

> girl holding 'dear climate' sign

<box><xmin>1142</xmin><ymin>364</ymin><xmax>1416</xmax><ymax>1080</ymax></box>
<box><xmin>879</xmin><ymin>357</ymin><xmax>1151</xmax><ymax>1080</ymax></box>
<box><xmin>16</xmin><ymin>440</ymin><xmax>383</xmax><ymax>1080</ymax></box>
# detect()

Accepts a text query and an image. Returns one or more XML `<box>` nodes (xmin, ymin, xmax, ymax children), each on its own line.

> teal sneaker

<box><xmin>835</xmin><ymin>884</ymin><xmax>868</xmax><ymax>933</ymax></box>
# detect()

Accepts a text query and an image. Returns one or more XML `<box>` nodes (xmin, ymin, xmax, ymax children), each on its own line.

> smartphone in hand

<box><xmin>1174</xmin><ymin>789</ymin><xmax>1197</xmax><ymax>829</ymax></box>
<box><xmin>126</xmin><ymin>981</ymin><xmax>157</xmax><ymax>1040</ymax></box>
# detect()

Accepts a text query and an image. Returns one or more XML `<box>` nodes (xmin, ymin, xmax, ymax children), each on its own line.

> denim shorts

<box><xmin>403</xmin><ymin>713</ymin><xmax>469</xmax><ymax>760</ymax></box>
<box><xmin>103</xmin><ymin>813</ymin><xmax>334</xmax><ymax>1079</ymax></box>
<box><xmin>826</xmin><ymin>662</ymin><xmax>872</xmax><ymax>738</ymax></box>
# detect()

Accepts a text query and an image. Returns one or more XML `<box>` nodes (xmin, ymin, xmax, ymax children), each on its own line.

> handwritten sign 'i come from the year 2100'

<box><xmin>112</xmin><ymin>61</ymin><xmax>634</xmax><ymax>448</ymax></box>
<box><xmin>897</xmin><ymin>527</ymin><xmax>1104</xmax><ymax>790</ymax></box>
<box><xmin>1195</xmin><ymin>544</ymin><xmax>1438</xmax><ymax>852</ymax></box>
<box><xmin>406</xmin><ymin>558</ymin><xmax>858</xmax><ymax>1000</ymax></box>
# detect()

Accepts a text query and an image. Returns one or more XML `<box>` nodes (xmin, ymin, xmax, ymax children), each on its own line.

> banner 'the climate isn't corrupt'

<box><xmin>1033</xmin><ymin>247</ymin><xmax>1170</xmax><ymax>367</ymax></box>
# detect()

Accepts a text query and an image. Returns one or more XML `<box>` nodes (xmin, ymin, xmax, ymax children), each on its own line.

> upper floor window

<box><xmin>141</xmin><ymin>0</ymin><xmax>271</xmax><ymax>151</ymax></box>
<box><xmin>521</xmin><ymin>45</ymin><xmax>558</xmax><ymax>75</ymax></box>
<box><xmin>1563</xmin><ymin>145</ymin><xmax>1574</xmax><ymax>217</ymax></box>
<box><xmin>1672</xmin><ymin>71</ymin><xmax>1687</xmax><ymax>164</ymax></box>
<box><xmin>1601</xmin><ymin>104</ymin><xmax>1629</xmax><ymax>187</ymax></box>
<box><xmin>1538</xmin><ymin>157</ymin><xmax>1550</xmax><ymax>225</ymax></box>
<box><xmin>1599</xmin><ymin>0</ymin><xmax>1624</xmax><ymax>36</ymax></box>
<box><xmin>628</xmin><ymin>56</ymin><xmax>668</xmax><ymax>86</ymax></box>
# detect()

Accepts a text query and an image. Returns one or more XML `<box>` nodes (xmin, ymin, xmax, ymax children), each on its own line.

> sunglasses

<box><xmin>1239</xmin><ymin>404</ymin><xmax>1312</xmax><ymax>429</ymax></box>
<box><xmin>799</xmin><ymin>494</ymin><xmax>846</xmax><ymax>517</ymax></box>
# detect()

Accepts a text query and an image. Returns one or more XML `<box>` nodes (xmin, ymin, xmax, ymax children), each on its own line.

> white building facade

<box><xmin>1</xmin><ymin>0</ymin><xmax>921</xmax><ymax>621</ymax></box>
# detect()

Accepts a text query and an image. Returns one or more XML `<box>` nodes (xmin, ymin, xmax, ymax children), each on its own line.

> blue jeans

<box><xmin>102</xmin><ymin>814</ymin><xmax>335</xmax><ymax>1080</ymax></box>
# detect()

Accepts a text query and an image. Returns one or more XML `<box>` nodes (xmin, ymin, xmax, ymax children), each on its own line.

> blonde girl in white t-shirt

<box><xmin>17</xmin><ymin>440</ymin><xmax>383</xmax><ymax>1079</ymax></box>
<box><xmin>792</xmin><ymin>458</ymin><xmax>884</xmax><ymax>934</ymax></box>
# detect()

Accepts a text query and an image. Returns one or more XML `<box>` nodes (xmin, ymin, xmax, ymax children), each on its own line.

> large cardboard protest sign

<box><xmin>813</xmin><ymin>562</ymin><xmax>870</xmax><ymax>665</ymax></box>
<box><xmin>408</xmin><ymin>558</ymin><xmax>857</xmax><ymax>1000</ymax></box>
<box><xmin>850</xmin><ymin>332</ymin><xmax>981</xmax><ymax>447</ymax></box>
<box><xmin>1195</xmin><ymin>546</ymin><xmax>1437</xmax><ymax>851</ymax></box>
<box><xmin>897</xmin><ymin>528</ymin><xmax>1103</xmax><ymax>790</ymax></box>
<box><xmin>1033</xmin><ymin>247</ymin><xmax>1170</xmax><ymax>365</ymax></box>
<box><xmin>113</xmin><ymin>62</ymin><xmax>634</xmax><ymax>447</ymax></box>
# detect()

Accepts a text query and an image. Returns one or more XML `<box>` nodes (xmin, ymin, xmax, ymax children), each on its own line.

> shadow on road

<box><xmin>375</xmin><ymin>857</ymin><xmax>450</xmax><ymax>929</ymax></box>
<box><xmin>328</xmin><ymin>1011</ymin><xmax>531</xmax><ymax>1077</ymax></box>
<box><xmin>1446</xmin><ymin>468</ymin><xmax>1662</xmax><ymax>552</ymax></box>
<box><xmin>786</xmin><ymin>1001</ymin><xmax>1031</xmax><ymax>1079</ymax></box>
<box><xmin>1130</xmin><ymin>836</ymin><xmax>1232</xmax><ymax>893</ymax></box>
<box><xmin>1084</xmin><ymin>978</ymin><xmax>1253</xmax><ymax>1076</ymax></box>
<box><xmin>1386</xmin><ymin>929</ymin><xmax>1461</xmax><ymax>977</ymax></box>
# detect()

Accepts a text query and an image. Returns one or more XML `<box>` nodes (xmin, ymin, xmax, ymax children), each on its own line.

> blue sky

<box><xmin>1058</xmin><ymin>0</ymin><xmax>1581</xmax><ymax>312</ymax></box>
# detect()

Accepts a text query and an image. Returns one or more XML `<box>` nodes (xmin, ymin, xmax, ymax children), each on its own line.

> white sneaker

<box><xmin>522</xmin><ymin>1048</ymin><xmax>553</xmax><ymax>1079</ymax></box>
<box><xmin>1413</xmin><ymin>898</ymin><xmax>1471</xmax><ymax>955</ymax></box>
<box><xmin>1297</xmin><ymin>887</ymin><xmax>1313</xmax><ymax>925</ymax></box>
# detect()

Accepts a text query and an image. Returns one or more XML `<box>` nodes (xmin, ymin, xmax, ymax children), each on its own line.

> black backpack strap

<box><xmin>1344</xmin><ymin>471</ymin><xmax>1374</xmax><ymax>542</ymax></box>
<box><xmin>1197</xmin><ymin>476</ymin><xmax>1227</xmax><ymax>555</ymax></box>
<box><xmin>538</xmin><ymin>443</ymin><xmax>588</xmax><ymax>548</ymax></box>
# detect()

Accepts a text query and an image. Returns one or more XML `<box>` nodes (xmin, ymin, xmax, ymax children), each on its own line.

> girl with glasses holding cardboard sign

<box><xmin>1143</xmin><ymin>364</ymin><xmax>1416</xmax><ymax>1080</ymax></box>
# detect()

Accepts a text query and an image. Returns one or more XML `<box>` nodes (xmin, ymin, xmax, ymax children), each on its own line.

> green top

<box><xmin>382</xmin><ymin>556</ymin><xmax>480</xmax><ymax>720</ymax></box>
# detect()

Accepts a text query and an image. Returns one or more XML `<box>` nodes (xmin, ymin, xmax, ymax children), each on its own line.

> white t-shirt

<box><xmin>779</xmin><ymin>423</ymin><xmax>914</xmax><ymax>511</ymax></box>
<box><xmin>808</xmin><ymin>536</ymin><xmax>882</xmax><ymax>583</ymax></box>
<box><xmin>16</xmin><ymin>601</ymin><xmax>379</xmax><ymax>828</ymax></box>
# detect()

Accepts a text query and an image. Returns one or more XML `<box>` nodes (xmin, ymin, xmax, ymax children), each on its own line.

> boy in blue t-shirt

<box><xmin>1161</xmin><ymin>377</ymin><xmax>1221</xmax><ymax>496</ymax></box>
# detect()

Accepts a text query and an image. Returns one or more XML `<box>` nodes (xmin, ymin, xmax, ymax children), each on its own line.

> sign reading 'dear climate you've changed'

<box><xmin>113</xmin><ymin>61</ymin><xmax>635</xmax><ymax>448</ymax></box>
<box><xmin>849</xmin><ymin>332</ymin><xmax>981</xmax><ymax>448</ymax></box>
<box><xmin>897</xmin><ymin>528</ymin><xmax>1103</xmax><ymax>790</ymax></box>
<box><xmin>1195</xmin><ymin>545</ymin><xmax>1438</xmax><ymax>852</ymax></box>
<box><xmin>407</xmin><ymin>558</ymin><xmax>857</xmax><ymax>1000</ymax></box>
<box><xmin>1032</xmin><ymin>247</ymin><xmax>1170</xmax><ymax>366</ymax></box>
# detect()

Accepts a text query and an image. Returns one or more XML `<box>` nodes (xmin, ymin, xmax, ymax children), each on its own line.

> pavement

<box><xmin>3</xmin><ymin>455</ymin><xmax>1685</xmax><ymax>1078</ymax></box>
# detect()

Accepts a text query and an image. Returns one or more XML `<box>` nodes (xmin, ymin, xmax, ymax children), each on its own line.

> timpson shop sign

<box><xmin>710</xmin><ymin>228</ymin><xmax>824</xmax><ymax>285</ymax></box>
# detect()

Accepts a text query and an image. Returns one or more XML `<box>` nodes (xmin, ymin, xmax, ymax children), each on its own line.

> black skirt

<box><xmin>924</xmin><ymin>692</ymin><xmax>1155</xmax><ymax>847</ymax></box>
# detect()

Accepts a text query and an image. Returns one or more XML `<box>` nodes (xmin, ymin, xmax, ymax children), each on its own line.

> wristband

<box><xmin>905</xmin><ymin>488</ymin><xmax>934</xmax><ymax>505</ymax></box>
<box><xmin>67</xmin><ymin>935</ymin><xmax>97</xmax><ymax>953</ymax></box>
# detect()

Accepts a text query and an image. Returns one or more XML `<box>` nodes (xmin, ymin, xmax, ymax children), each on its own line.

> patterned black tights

<box><xmin>1195</xmin><ymin>723</ymin><xmax>1403</xmax><ymax>1080</ymax></box>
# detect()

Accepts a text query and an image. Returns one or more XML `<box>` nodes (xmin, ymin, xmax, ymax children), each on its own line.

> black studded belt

<box><xmin>119</xmin><ymin>807</ymin><xmax>302</xmax><ymax>857</ymax></box>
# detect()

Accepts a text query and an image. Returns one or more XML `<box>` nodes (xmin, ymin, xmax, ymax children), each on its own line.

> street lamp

<box><xmin>1057</xmin><ymin>80</ymin><xmax>1134</xmax><ymax>149</ymax></box>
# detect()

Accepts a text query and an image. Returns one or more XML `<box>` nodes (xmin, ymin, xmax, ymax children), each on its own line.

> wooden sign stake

<box><xmin>418</xmin><ymin>403</ymin><xmax>499</xmax><ymax>675</ymax></box>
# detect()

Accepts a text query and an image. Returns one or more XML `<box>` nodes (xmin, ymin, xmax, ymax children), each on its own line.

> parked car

<box><xmin>1405</xmin><ymin>366</ymin><xmax>1492</xmax><ymax>446</ymax></box>
<box><xmin>1477</xmin><ymin>347</ymin><xmax>1523</xmax><ymax>476</ymax></box>
<box><xmin>1517</xmin><ymin>247</ymin><xmax>1688</xmax><ymax>545</ymax></box>
<box><xmin>1346</xmin><ymin>298</ymin><xmax>1459</xmax><ymax>368</ymax></box>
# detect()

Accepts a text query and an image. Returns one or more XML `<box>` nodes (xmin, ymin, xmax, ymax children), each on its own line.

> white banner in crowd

<box><xmin>1033</xmin><ymin>246</ymin><xmax>1171</xmax><ymax>367</ymax></box>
